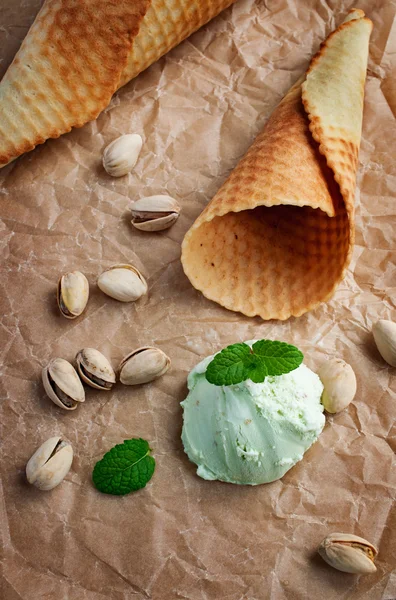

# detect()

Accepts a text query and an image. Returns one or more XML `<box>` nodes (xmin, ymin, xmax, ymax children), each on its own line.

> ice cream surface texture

<box><xmin>181</xmin><ymin>343</ymin><xmax>325</xmax><ymax>485</ymax></box>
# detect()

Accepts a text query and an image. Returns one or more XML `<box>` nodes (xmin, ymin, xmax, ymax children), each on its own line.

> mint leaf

<box><xmin>205</xmin><ymin>340</ymin><xmax>303</xmax><ymax>386</ymax></box>
<box><xmin>205</xmin><ymin>343</ymin><xmax>252</xmax><ymax>385</ymax></box>
<box><xmin>243</xmin><ymin>352</ymin><xmax>270</xmax><ymax>383</ymax></box>
<box><xmin>252</xmin><ymin>340</ymin><xmax>303</xmax><ymax>376</ymax></box>
<box><xmin>92</xmin><ymin>438</ymin><xmax>155</xmax><ymax>495</ymax></box>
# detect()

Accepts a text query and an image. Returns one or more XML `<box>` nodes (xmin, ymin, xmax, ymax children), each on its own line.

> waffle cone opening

<box><xmin>182</xmin><ymin>10</ymin><xmax>372</xmax><ymax>320</ymax></box>
<box><xmin>182</xmin><ymin>202</ymin><xmax>349</xmax><ymax>320</ymax></box>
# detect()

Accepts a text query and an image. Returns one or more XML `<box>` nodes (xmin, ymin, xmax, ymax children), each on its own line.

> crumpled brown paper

<box><xmin>0</xmin><ymin>1</ymin><xmax>395</xmax><ymax>599</ymax></box>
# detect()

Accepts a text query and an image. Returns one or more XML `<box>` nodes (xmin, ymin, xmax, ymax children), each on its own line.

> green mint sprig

<box><xmin>92</xmin><ymin>438</ymin><xmax>155</xmax><ymax>495</ymax></box>
<box><xmin>205</xmin><ymin>340</ymin><xmax>303</xmax><ymax>386</ymax></box>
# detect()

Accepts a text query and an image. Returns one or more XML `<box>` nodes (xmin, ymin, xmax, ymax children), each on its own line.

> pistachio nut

<box><xmin>76</xmin><ymin>348</ymin><xmax>116</xmax><ymax>390</ymax></box>
<box><xmin>42</xmin><ymin>358</ymin><xmax>85</xmax><ymax>411</ymax></box>
<box><xmin>57</xmin><ymin>271</ymin><xmax>89</xmax><ymax>319</ymax></box>
<box><xmin>103</xmin><ymin>134</ymin><xmax>143</xmax><ymax>177</ymax></box>
<box><xmin>372</xmin><ymin>319</ymin><xmax>396</xmax><ymax>367</ymax></box>
<box><xmin>318</xmin><ymin>533</ymin><xmax>378</xmax><ymax>574</ymax></box>
<box><xmin>131</xmin><ymin>195</ymin><xmax>181</xmax><ymax>232</ymax></box>
<box><xmin>318</xmin><ymin>358</ymin><xmax>357</xmax><ymax>414</ymax></box>
<box><xmin>26</xmin><ymin>436</ymin><xmax>73</xmax><ymax>491</ymax></box>
<box><xmin>97</xmin><ymin>264</ymin><xmax>147</xmax><ymax>302</ymax></box>
<box><xmin>119</xmin><ymin>346</ymin><xmax>170</xmax><ymax>385</ymax></box>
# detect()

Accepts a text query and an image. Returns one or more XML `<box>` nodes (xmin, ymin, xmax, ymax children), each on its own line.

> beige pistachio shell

<box><xmin>318</xmin><ymin>533</ymin><xmax>378</xmax><ymax>574</ymax></box>
<box><xmin>97</xmin><ymin>264</ymin><xmax>147</xmax><ymax>302</ymax></box>
<box><xmin>103</xmin><ymin>134</ymin><xmax>143</xmax><ymax>177</ymax></box>
<box><xmin>42</xmin><ymin>358</ymin><xmax>85</xmax><ymax>411</ymax></box>
<box><xmin>119</xmin><ymin>346</ymin><xmax>170</xmax><ymax>385</ymax></box>
<box><xmin>76</xmin><ymin>348</ymin><xmax>116</xmax><ymax>390</ymax></box>
<box><xmin>131</xmin><ymin>195</ymin><xmax>180</xmax><ymax>232</ymax></box>
<box><xmin>372</xmin><ymin>319</ymin><xmax>396</xmax><ymax>367</ymax></box>
<box><xmin>57</xmin><ymin>271</ymin><xmax>89</xmax><ymax>319</ymax></box>
<box><xmin>318</xmin><ymin>358</ymin><xmax>357</xmax><ymax>414</ymax></box>
<box><xmin>26</xmin><ymin>437</ymin><xmax>73</xmax><ymax>491</ymax></box>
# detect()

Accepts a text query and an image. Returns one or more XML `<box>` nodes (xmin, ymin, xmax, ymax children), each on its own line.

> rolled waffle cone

<box><xmin>181</xmin><ymin>9</ymin><xmax>372</xmax><ymax>321</ymax></box>
<box><xmin>118</xmin><ymin>0</ymin><xmax>236</xmax><ymax>89</ymax></box>
<box><xmin>0</xmin><ymin>0</ymin><xmax>236</xmax><ymax>167</ymax></box>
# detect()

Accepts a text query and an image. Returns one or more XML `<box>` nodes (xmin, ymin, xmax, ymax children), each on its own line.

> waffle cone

<box><xmin>118</xmin><ymin>0</ymin><xmax>236</xmax><ymax>89</ymax></box>
<box><xmin>181</xmin><ymin>9</ymin><xmax>372</xmax><ymax>320</ymax></box>
<box><xmin>0</xmin><ymin>0</ymin><xmax>235</xmax><ymax>167</ymax></box>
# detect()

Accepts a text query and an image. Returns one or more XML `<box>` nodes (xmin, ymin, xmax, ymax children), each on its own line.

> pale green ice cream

<box><xmin>181</xmin><ymin>343</ymin><xmax>325</xmax><ymax>485</ymax></box>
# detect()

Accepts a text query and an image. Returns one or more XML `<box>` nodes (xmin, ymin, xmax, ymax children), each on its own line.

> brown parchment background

<box><xmin>0</xmin><ymin>1</ymin><xmax>395</xmax><ymax>599</ymax></box>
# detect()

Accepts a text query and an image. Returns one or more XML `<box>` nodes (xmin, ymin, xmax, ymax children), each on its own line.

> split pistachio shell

<box><xmin>119</xmin><ymin>346</ymin><xmax>170</xmax><ymax>385</ymax></box>
<box><xmin>318</xmin><ymin>358</ymin><xmax>357</xmax><ymax>414</ymax></box>
<box><xmin>57</xmin><ymin>271</ymin><xmax>89</xmax><ymax>319</ymax></box>
<box><xmin>76</xmin><ymin>348</ymin><xmax>116</xmax><ymax>390</ymax></box>
<box><xmin>42</xmin><ymin>358</ymin><xmax>85</xmax><ymax>411</ymax></box>
<box><xmin>372</xmin><ymin>319</ymin><xmax>396</xmax><ymax>367</ymax></box>
<box><xmin>103</xmin><ymin>134</ymin><xmax>143</xmax><ymax>177</ymax></box>
<box><xmin>131</xmin><ymin>195</ymin><xmax>181</xmax><ymax>232</ymax></box>
<box><xmin>318</xmin><ymin>533</ymin><xmax>378</xmax><ymax>574</ymax></box>
<box><xmin>26</xmin><ymin>437</ymin><xmax>73</xmax><ymax>490</ymax></box>
<box><xmin>97</xmin><ymin>264</ymin><xmax>147</xmax><ymax>302</ymax></box>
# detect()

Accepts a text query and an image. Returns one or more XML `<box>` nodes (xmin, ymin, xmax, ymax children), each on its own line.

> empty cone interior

<box><xmin>181</xmin><ymin>87</ymin><xmax>350</xmax><ymax>320</ymax></box>
<box><xmin>181</xmin><ymin>10</ymin><xmax>372</xmax><ymax>321</ymax></box>
<box><xmin>182</xmin><ymin>203</ymin><xmax>349</xmax><ymax>320</ymax></box>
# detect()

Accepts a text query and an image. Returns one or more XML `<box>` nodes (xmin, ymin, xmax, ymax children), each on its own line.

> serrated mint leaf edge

<box><xmin>96</xmin><ymin>455</ymin><xmax>156</xmax><ymax>496</ymax></box>
<box><xmin>205</xmin><ymin>340</ymin><xmax>303</xmax><ymax>386</ymax></box>
<box><xmin>92</xmin><ymin>438</ymin><xmax>155</xmax><ymax>496</ymax></box>
<box><xmin>252</xmin><ymin>340</ymin><xmax>303</xmax><ymax>376</ymax></box>
<box><xmin>205</xmin><ymin>343</ymin><xmax>252</xmax><ymax>386</ymax></box>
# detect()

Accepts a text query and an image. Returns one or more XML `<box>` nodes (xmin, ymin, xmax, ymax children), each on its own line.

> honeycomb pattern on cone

<box><xmin>181</xmin><ymin>82</ymin><xmax>351</xmax><ymax>320</ymax></box>
<box><xmin>0</xmin><ymin>0</ymin><xmax>151</xmax><ymax>166</ymax></box>
<box><xmin>119</xmin><ymin>0</ymin><xmax>236</xmax><ymax>88</ymax></box>
<box><xmin>196</xmin><ymin>81</ymin><xmax>342</xmax><ymax>224</ymax></box>
<box><xmin>0</xmin><ymin>0</ymin><xmax>236</xmax><ymax>166</ymax></box>
<box><xmin>183</xmin><ymin>204</ymin><xmax>349</xmax><ymax>320</ymax></box>
<box><xmin>302</xmin><ymin>10</ymin><xmax>373</xmax><ymax>218</ymax></box>
<box><xmin>181</xmin><ymin>10</ymin><xmax>372</xmax><ymax>320</ymax></box>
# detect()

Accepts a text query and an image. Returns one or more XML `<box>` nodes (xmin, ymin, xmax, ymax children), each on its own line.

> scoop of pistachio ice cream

<box><xmin>181</xmin><ymin>342</ymin><xmax>325</xmax><ymax>485</ymax></box>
